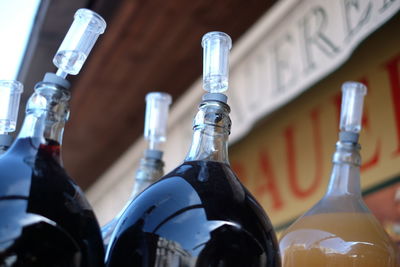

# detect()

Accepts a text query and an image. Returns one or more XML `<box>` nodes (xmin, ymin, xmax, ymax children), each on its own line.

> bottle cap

<box><xmin>340</xmin><ymin>81</ymin><xmax>367</xmax><ymax>134</ymax></box>
<box><xmin>0</xmin><ymin>134</ymin><xmax>13</xmax><ymax>147</ymax></box>
<box><xmin>0</xmin><ymin>80</ymin><xmax>23</xmax><ymax>133</ymax></box>
<box><xmin>144</xmin><ymin>149</ymin><xmax>163</xmax><ymax>160</ymax></box>
<box><xmin>144</xmin><ymin>92</ymin><xmax>172</xmax><ymax>150</ymax></box>
<box><xmin>202</xmin><ymin>31</ymin><xmax>232</xmax><ymax>94</ymax></box>
<box><xmin>43</xmin><ymin>73</ymin><xmax>71</xmax><ymax>89</ymax></box>
<box><xmin>53</xmin><ymin>8</ymin><xmax>106</xmax><ymax>77</ymax></box>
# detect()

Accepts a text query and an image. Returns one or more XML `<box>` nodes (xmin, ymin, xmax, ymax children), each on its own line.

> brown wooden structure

<box><xmin>19</xmin><ymin>0</ymin><xmax>277</xmax><ymax>189</ymax></box>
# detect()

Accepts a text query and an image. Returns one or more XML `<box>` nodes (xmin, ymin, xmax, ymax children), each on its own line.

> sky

<box><xmin>0</xmin><ymin>0</ymin><xmax>41</xmax><ymax>80</ymax></box>
<box><xmin>0</xmin><ymin>0</ymin><xmax>40</xmax><ymax>132</ymax></box>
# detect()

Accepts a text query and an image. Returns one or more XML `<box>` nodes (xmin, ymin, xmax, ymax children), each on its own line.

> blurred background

<box><xmin>1</xmin><ymin>0</ymin><xmax>399</xmax><ymax>245</ymax></box>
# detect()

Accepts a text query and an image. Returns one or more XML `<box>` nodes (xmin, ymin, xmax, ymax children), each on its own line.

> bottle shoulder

<box><xmin>0</xmin><ymin>137</ymin><xmax>95</xmax><ymax>217</ymax></box>
<box><xmin>121</xmin><ymin>160</ymin><xmax>267</xmax><ymax>228</ymax></box>
<box><xmin>0</xmin><ymin>137</ymin><xmax>40</xmax><ymax>198</ymax></box>
<box><xmin>107</xmin><ymin>160</ymin><xmax>280</xmax><ymax>266</ymax></box>
<box><xmin>304</xmin><ymin>194</ymin><xmax>371</xmax><ymax>215</ymax></box>
<box><xmin>0</xmin><ymin>137</ymin><xmax>105</xmax><ymax>266</ymax></box>
<box><xmin>280</xmin><ymin>195</ymin><xmax>389</xmax><ymax>244</ymax></box>
<box><xmin>0</xmin><ymin>137</ymin><xmax>80</xmax><ymax>199</ymax></box>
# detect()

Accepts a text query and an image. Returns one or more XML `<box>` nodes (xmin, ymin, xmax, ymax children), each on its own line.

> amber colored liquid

<box><xmin>280</xmin><ymin>212</ymin><xmax>399</xmax><ymax>267</ymax></box>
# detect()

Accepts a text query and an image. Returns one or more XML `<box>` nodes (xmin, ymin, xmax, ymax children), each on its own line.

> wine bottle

<box><xmin>279</xmin><ymin>82</ymin><xmax>399</xmax><ymax>267</ymax></box>
<box><xmin>102</xmin><ymin>91</ymin><xmax>172</xmax><ymax>248</ymax></box>
<box><xmin>0</xmin><ymin>9</ymin><xmax>106</xmax><ymax>267</ymax></box>
<box><xmin>0</xmin><ymin>80</ymin><xmax>23</xmax><ymax>154</ymax></box>
<box><xmin>105</xmin><ymin>31</ymin><xmax>281</xmax><ymax>267</ymax></box>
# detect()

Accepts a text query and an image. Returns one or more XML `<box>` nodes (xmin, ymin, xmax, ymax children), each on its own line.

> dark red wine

<box><xmin>106</xmin><ymin>161</ymin><xmax>280</xmax><ymax>267</ymax></box>
<box><xmin>0</xmin><ymin>199</ymin><xmax>81</xmax><ymax>266</ymax></box>
<box><xmin>0</xmin><ymin>137</ymin><xmax>104</xmax><ymax>267</ymax></box>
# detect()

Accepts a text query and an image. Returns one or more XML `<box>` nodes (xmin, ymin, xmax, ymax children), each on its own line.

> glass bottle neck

<box><xmin>131</xmin><ymin>155</ymin><xmax>164</xmax><ymax>198</ymax></box>
<box><xmin>185</xmin><ymin>99</ymin><xmax>231</xmax><ymax>164</ymax></box>
<box><xmin>17</xmin><ymin>81</ymin><xmax>70</xmax><ymax>160</ymax></box>
<box><xmin>325</xmin><ymin>140</ymin><xmax>362</xmax><ymax>197</ymax></box>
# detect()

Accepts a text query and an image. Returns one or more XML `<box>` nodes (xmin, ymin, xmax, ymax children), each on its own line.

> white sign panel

<box><xmin>87</xmin><ymin>0</ymin><xmax>400</xmax><ymax>224</ymax></box>
<box><xmin>162</xmin><ymin>0</ymin><xmax>400</xmax><ymax>171</ymax></box>
<box><xmin>227</xmin><ymin>0</ymin><xmax>400</xmax><ymax>142</ymax></box>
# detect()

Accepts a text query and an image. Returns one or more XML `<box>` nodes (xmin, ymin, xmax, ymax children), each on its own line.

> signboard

<box><xmin>87</xmin><ymin>1</ymin><xmax>400</xmax><ymax>227</ymax></box>
<box><xmin>228</xmin><ymin>0</ymin><xmax>400</xmax><ymax>143</ymax></box>
<box><xmin>163</xmin><ymin>0</ymin><xmax>400</xmax><ymax>157</ymax></box>
<box><xmin>229</xmin><ymin>15</ymin><xmax>400</xmax><ymax>233</ymax></box>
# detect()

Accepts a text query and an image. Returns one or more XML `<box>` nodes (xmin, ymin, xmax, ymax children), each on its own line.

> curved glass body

<box><xmin>102</xmin><ymin>156</ymin><xmax>164</xmax><ymax>249</ymax></box>
<box><xmin>103</xmin><ymin>92</ymin><xmax>171</xmax><ymax>249</ymax></box>
<box><xmin>0</xmin><ymin>200</ymin><xmax>80</xmax><ymax>266</ymax></box>
<box><xmin>106</xmin><ymin>32</ymin><xmax>280</xmax><ymax>266</ymax></box>
<box><xmin>280</xmin><ymin>82</ymin><xmax>399</xmax><ymax>266</ymax></box>
<box><xmin>0</xmin><ymin>7</ymin><xmax>107</xmax><ymax>264</ymax></box>
<box><xmin>279</xmin><ymin>141</ymin><xmax>399</xmax><ymax>266</ymax></box>
<box><xmin>279</xmin><ymin>200</ymin><xmax>398</xmax><ymax>266</ymax></box>
<box><xmin>106</xmin><ymin>160</ymin><xmax>280</xmax><ymax>267</ymax></box>
<box><xmin>0</xmin><ymin>79</ymin><xmax>104</xmax><ymax>266</ymax></box>
<box><xmin>0</xmin><ymin>137</ymin><xmax>104</xmax><ymax>266</ymax></box>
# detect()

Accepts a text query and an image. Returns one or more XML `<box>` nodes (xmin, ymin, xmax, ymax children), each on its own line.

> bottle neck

<box><xmin>325</xmin><ymin>140</ymin><xmax>362</xmax><ymax>197</ymax></box>
<box><xmin>131</xmin><ymin>154</ymin><xmax>164</xmax><ymax>198</ymax></box>
<box><xmin>17</xmin><ymin>81</ymin><xmax>70</xmax><ymax>159</ymax></box>
<box><xmin>185</xmin><ymin>99</ymin><xmax>231</xmax><ymax>164</ymax></box>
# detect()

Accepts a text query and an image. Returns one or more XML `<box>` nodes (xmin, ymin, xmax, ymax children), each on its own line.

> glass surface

<box><xmin>144</xmin><ymin>92</ymin><xmax>172</xmax><ymax>150</ymax></box>
<box><xmin>106</xmin><ymin>161</ymin><xmax>280</xmax><ymax>267</ymax></box>
<box><xmin>53</xmin><ymin>8</ymin><xmax>106</xmax><ymax>76</ymax></box>
<box><xmin>0</xmin><ymin>199</ymin><xmax>81</xmax><ymax>266</ymax></box>
<box><xmin>54</xmin><ymin>50</ymin><xmax>87</xmax><ymax>76</ymax></box>
<box><xmin>102</xmin><ymin>157</ymin><xmax>164</xmax><ymax>249</ymax></box>
<box><xmin>340</xmin><ymin>82</ymin><xmax>367</xmax><ymax>133</ymax></box>
<box><xmin>0</xmin><ymin>137</ymin><xmax>104</xmax><ymax>266</ymax></box>
<box><xmin>0</xmin><ymin>80</ymin><xmax>23</xmax><ymax>133</ymax></box>
<box><xmin>102</xmin><ymin>91</ymin><xmax>170</xmax><ymax>248</ymax></box>
<box><xmin>280</xmin><ymin>212</ymin><xmax>398</xmax><ymax>267</ymax></box>
<box><xmin>202</xmin><ymin>32</ymin><xmax>232</xmax><ymax>93</ymax></box>
<box><xmin>279</xmin><ymin>82</ymin><xmax>399</xmax><ymax>266</ymax></box>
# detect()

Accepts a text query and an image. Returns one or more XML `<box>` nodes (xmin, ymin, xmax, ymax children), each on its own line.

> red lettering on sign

<box><xmin>384</xmin><ymin>54</ymin><xmax>400</xmax><ymax>157</ymax></box>
<box><xmin>358</xmin><ymin>78</ymin><xmax>381</xmax><ymax>171</ymax></box>
<box><xmin>256</xmin><ymin>149</ymin><xmax>284</xmax><ymax>210</ymax></box>
<box><xmin>285</xmin><ymin>108</ymin><xmax>323</xmax><ymax>199</ymax></box>
<box><xmin>333</xmin><ymin>91</ymin><xmax>341</xmax><ymax>124</ymax></box>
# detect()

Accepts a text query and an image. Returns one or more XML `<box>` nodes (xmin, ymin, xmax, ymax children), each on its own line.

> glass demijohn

<box><xmin>101</xmin><ymin>92</ymin><xmax>172</xmax><ymax>248</ymax></box>
<box><xmin>105</xmin><ymin>31</ymin><xmax>281</xmax><ymax>267</ymax></box>
<box><xmin>0</xmin><ymin>9</ymin><xmax>106</xmax><ymax>266</ymax></box>
<box><xmin>279</xmin><ymin>82</ymin><xmax>399</xmax><ymax>267</ymax></box>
